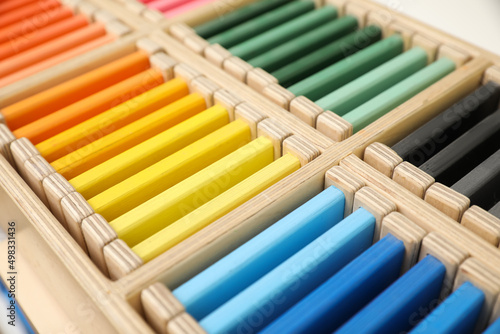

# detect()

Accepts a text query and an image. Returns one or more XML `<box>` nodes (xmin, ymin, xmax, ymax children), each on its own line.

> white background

<box><xmin>372</xmin><ymin>0</ymin><xmax>500</xmax><ymax>55</ymax></box>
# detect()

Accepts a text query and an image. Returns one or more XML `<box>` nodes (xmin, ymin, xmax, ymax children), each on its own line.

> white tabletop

<box><xmin>372</xmin><ymin>0</ymin><xmax>500</xmax><ymax>56</ymax></box>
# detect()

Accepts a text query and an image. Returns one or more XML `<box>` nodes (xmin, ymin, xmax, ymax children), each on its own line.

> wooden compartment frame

<box><xmin>0</xmin><ymin>156</ymin><xmax>154</xmax><ymax>333</ymax></box>
<box><xmin>156</xmin><ymin>0</ymin><xmax>500</xmax><ymax>143</ymax></box>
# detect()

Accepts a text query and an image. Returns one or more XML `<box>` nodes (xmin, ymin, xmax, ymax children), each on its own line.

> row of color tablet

<box><xmin>139</xmin><ymin>0</ymin><xmax>218</xmax><ymax>18</ymax></box>
<box><xmin>0</xmin><ymin>0</ymin><xmax>127</xmax><ymax>87</ymax></box>
<box><xmin>170</xmin><ymin>185</ymin><xmax>500</xmax><ymax>333</ymax></box>
<box><xmin>191</xmin><ymin>0</ymin><xmax>456</xmax><ymax>134</ymax></box>
<box><xmin>390</xmin><ymin>82</ymin><xmax>500</xmax><ymax>218</ymax></box>
<box><xmin>310</xmin><ymin>44</ymin><xmax>454</xmax><ymax>133</ymax></box>
<box><xmin>1</xmin><ymin>46</ymin><xmax>307</xmax><ymax>265</ymax></box>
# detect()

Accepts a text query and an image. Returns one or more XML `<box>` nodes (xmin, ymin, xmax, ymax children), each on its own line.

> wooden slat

<box><xmin>316</xmin><ymin>111</ymin><xmax>353</xmax><ymax>142</ymax></box>
<box><xmin>325</xmin><ymin>0</ymin><xmax>347</xmax><ymax>15</ymax></box>
<box><xmin>354</xmin><ymin>0</ymin><xmax>500</xmax><ymax>64</ymax></box>
<box><xmin>392</xmin><ymin>161</ymin><xmax>435</xmax><ymax>198</ymax></box>
<box><xmin>234</xmin><ymin>102</ymin><xmax>267</xmax><ymax>139</ymax></box>
<box><xmin>418</xmin><ymin>231</ymin><xmax>469</xmax><ymax>298</ymax></box>
<box><xmin>184</xmin><ymin>34</ymin><xmax>210</xmax><ymax>55</ymax></box>
<box><xmin>246</xmin><ymin>68</ymin><xmax>278</xmax><ymax>94</ymax></box>
<box><xmin>257</xmin><ymin>118</ymin><xmax>292</xmax><ymax>160</ymax></box>
<box><xmin>363</xmin><ymin>142</ymin><xmax>402</xmax><ymax>178</ymax></box>
<box><xmin>223</xmin><ymin>56</ymin><xmax>253</xmax><ymax>82</ymax></box>
<box><xmin>42</xmin><ymin>173</ymin><xmax>75</xmax><ymax>229</ymax></box>
<box><xmin>438</xmin><ymin>44</ymin><xmax>471</xmax><ymax>67</ymax></box>
<box><xmin>324</xmin><ymin>165</ymin><xmax>365</xmax><ymax>216</ymax></box>
<box><xmin>213</xmin><ymin>89</ymin><xmax>244</xmax><ymax>121</ymax></box>
<box><xmin>365</xmin><ymin>7</ymin><xmax>392</xmax><ymax>35</ymax></box>
<box><xmin>167</xmin><ymin>313</ymin><xmax>206</xmax><ymax>334</ymax></box>
<box><xmin>10</xmin><ymin>138</ymin><xmax>39</xmax><ymax>181</ymax></box>
<box><xmin>262</xmin><ymin>83</ymin><xmax>295</xmax><ymax>110</ymax></box>
<box><xmin>141</xmin><ymin>283</ymin><xmax>185</xmax><ymax>334</ymax></box>
<box><xmin>81</xmin><ymin>213</ymin><xmax>117</xmax><ymax>277</ymax></box>
<box><xmin>190</xmin><ymin>76</ymin><xmax>220</xmax><ymax>107</ymax></box>
<box><xmin>387</xmin><ymin>22</ymin><xmax>414</xmax><ymax>51</ymax></box>
<box><xmin>454</xmin><ymin>258</ymin><xmax>500</xmax><ymax>332</ymax></box>
<box><xmin>352</xmin><ymin>186</ymin><xmax>397</xmax><ymax>242</ymax></box>
<box><xmin>412</xmin><ymin>34</ymin><xmax>440</xmax><ymax>64</ymax></box>
<box><xmin>424</xmin><ymin>182</ymin><xmax>470</xmax><ymax>221</ymax></box>
<box><xmin>61</xmin><ymin>192</ymin><xmax>94</xmax><ymax>254</ymax></box>
<box><xmin>169</xmin><ymin>23</ymin><xmax>197</xmax><ymax>43</ymax></box>
<box><xmin>150</xmin><ymin>53</ymin><xmax>178</xmax><ymax>80</ymax></box>
<box><xmin>0</xmin><ymin>3</ymin><xmax>497</xmax><ymax>331</ymax></box>
<box><xmin>104</xmin><ymin>239</ymin><xmax>143</xmax><ymax>280</ymax></box>
<box><xmin>346</xmin><ymin>2</ymin><xmax>369</xmax><ymax>27</ymax></box>
<box><xmin>282</xmin><ymin>135</ymin><xmax>321</xmax><ymax>167</ymax></box>
<box><xmin>380</xmin><ymin>211</ymin><xmax>426</xmax><ymax>273</ymax></box>
<box><xmin>290</xmin><ymin>96</ymin><xmax>324</xmax><ymax>127</ymax></box>
<box><xmin>174</xmin><ymin>63</ymin><xmax>203</xmax><ymax>84</ymax></box>
<box><xmin>0</xmin><ymin>124</ymin><xmax>15</xmax><ymax>166</ymax></box>
<box><xmin>23</xmin><ymin>155</ymin><xmax>55</xmax><ymax>207</ymax></box>
<box><xmin>461</xmin><ymin>206</ymin><xmax>500</xmax><ymax>247</ymax></box>
<box><xmin>164</xmin><ymin>0</ymin><xmax>258</xmax><ymax>27</ymax></box>
<box><xmin>204</xmin><ymin>44</ymin><xmax>232</xmax><ymax>68</ymax></box>
<box><xmin>86</xmin><ymin>0</ymin><xmax>161</xmax><ymax>30</ymax></box>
